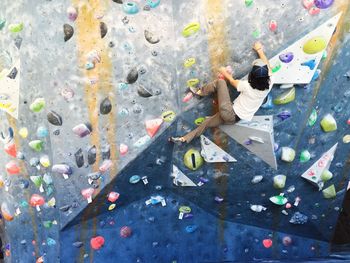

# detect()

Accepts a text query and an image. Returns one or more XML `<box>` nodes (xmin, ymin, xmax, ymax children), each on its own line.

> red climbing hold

<box><xmin>90</xmin><ymin>236</ymin><xmax>105</xmax><ymax>250</ymax></box>
<box><xmin>269</xmin><ymin>20</ymin><xmax>278</xmax><ymax>32</ymax></box>
<box><xmin>347</xmin><ymin>118</ymin><xmax>350</xmax><ymax>125</ymax></box>
<box><xmin>145</xmin><ymin>118</ymin><xmax>163</xmax><ymax>138</ymax></box>
<box><xmin>262</xmin><ymin>239</ymin><xmax>273</xmax><ymax>248</ymax></box>
<box><xmin>4</xmin><ymin>142</ymin><xmax>17</xmax><ymax>157</ymax></box>
<box><xmin>6</xmin><ymin>160</ymin><xmax>20</xmax><ymax>175</ymax></box>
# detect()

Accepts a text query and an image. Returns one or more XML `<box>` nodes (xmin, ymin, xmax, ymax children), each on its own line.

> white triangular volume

<box><xmin>0</xmin><ymin>60</ymin><xmax>20</xmax><ymax>119</ymax></box>
<box><xmin>219</xmin><ymin>115</ymin><xmax>277</xmax><ymax>170</ymax></box>
<box><xmin>301</xmin><ymin>143</ymin><xmax>338</xmax><ymax>188</ymax></box>
<box><xmin>200</xmin><ymin>135</ymin><xmax>237</xmax><ymax>163</ymax></box>
<box><xmin>269</xmin><ymin>13</ymin><xmax>341</xmax><ymax>84</ymax></box>
<box><xmin>171</xmin><ymin>165</ymin><xmax>197</xmax><ymax>187</ymax></box>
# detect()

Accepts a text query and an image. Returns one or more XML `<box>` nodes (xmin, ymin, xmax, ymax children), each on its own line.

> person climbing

<box><xmin>169</xmin><ymin>41</ymin><xmax>272</xmax><ymax>144</ymax></box>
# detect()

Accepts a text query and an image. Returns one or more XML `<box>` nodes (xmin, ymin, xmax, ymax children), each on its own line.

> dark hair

<box><xmin>248</xmin><ymin>72</ymin><xmax>270</xmax><ymax>91</ymax></box>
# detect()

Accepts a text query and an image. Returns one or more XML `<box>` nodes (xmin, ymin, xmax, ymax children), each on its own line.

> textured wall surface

<box><xmin>0</xmin><ymin>0</ymin><xmax>349</xmax><ymax>262</ymax></box>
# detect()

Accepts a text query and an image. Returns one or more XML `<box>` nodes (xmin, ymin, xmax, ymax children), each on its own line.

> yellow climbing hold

<box><xmin>19</xmin><ymin>127</ymin><xmax>28</xmax><ymax>138</ymax></box>
<box><xmin>303</xmin><ymin>36</ymin><xmax>327</xmax><ymax>54</ymax></box>
<box><xmin>343</xmin><ymin>135</ymin><xmax>350</xmax><ymax>144</ymax></box>
<box><xmin>108</xmin><ymin>204</ymin><xmax>116</xmax><ymax>211</ymax></box>
<box><xmin>187</xmin><ymin>78</ymin><xmax>199</xmax><ymax>87</ymax></box>
<box><xmin>184</xmin><ymin>58</ymin><xmax>196</xmax><ymax>68</ymax></box>
<box><xmin>182</xmin><ymin>22</ymin><xmax>200</xmax><ymax>37</ymax></box>
<box><xmin>273</xmin><ymin>88</ymin><xmax>295</xmax><ymax>105</ymax></box>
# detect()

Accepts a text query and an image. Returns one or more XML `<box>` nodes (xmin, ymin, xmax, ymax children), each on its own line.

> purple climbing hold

<box><xmin>314</xmin><ymin>0</ymin><xmax>334</xmax><ymax>9</ymax></box>
<box><xmin>215</xmin><ymin>196</ymin><xmax>224</xmax><ymax>203</ymax></box>
<box><xmin>277</xmin><ymin>111</ymin><xmax>291</xmax><ymax>121</ymax></box>
<box><xmin>279</xmin><ymin>52</ymin><xmax>294</xmax><ymax>63</ymax></box>
<box><xmin>72</xmin><ymin>123</ymin><xmax>92</xmax><ymax>138</ymax></box>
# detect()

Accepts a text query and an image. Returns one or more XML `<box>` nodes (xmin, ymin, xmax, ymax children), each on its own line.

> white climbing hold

<box><xmin>200</xmin><ymin>135</ymin><xmax>237</xmax><ymax>163</ymax></box>
<box><xmin>281</xmin><ymin>147</ymin><xmax>295</xmax><ymax>162</ymax></box>
<box><xmin>171</xmin><ymin>165</ymin><xmax>196</xmax><ymax>187</ymax></box>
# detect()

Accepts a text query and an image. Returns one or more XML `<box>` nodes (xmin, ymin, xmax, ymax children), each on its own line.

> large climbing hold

<box><xmin>184</xmin><ymin>148</ymin><xmax>204</xmax><ymax>171</ymax></box>
<box><xmin>171</xmin><ymin>165</ymin><xmax>197</xmax><ymax>187</ymax></box>
<box><xmin>123</xmin><ymin>2</ymin><xmax>139</xmax><ymax>14</ymax></box>
<box><xmin>303</xmin><ymin>37</ymin><xmax>327</xmax><ymax>54</ymax></box>
<box><xmin>126</xmin><ymin>67</ymin><xmax>138</xmax><ymax>84</ymax></box>
<box><xmin>8</xmin><ymin>23</ymin><xmax>23</xmax><ymax>33</ymax></box>
<box><xmin>100</xmin><ymin>22</ymin><xmax>108</xmax><ymax>38</ymax></box>
<box><xmin>320</xmin><ymin>114</ymin><xmax>337</xmax><ymax>132</ymax></box>
<box><xmin>63</xmin><ymin>24</ymin><xmax>74</xmax><ymax>42</ymax></box>
<box><xmin>273</xmin><ymin>88</ymin><xmax>295</xmax><ymax>105</ymax></box>
<box><xmin>91</xmin><ymin>236</ymin><xmax>105</xmax><ymax>250</ymax></box>
<box><xmin>145</xmin><ymin>118</ymin><xmax>163</xmax><ymax>138</ymax></box>
<box><xmin>314</xmin><ymin>0</ymin><xmax>334</xmax><ymax>9</ymax></box>
<box><xmin>273</xmin><ymin>175</ymin><xmax>286</xmax><ymax>189</ymax></box>
<box><xmin>322</xmin><ymin>184</ymin><xmax>336</xmax><ymax>199</ymax></box>
<box><xmin>144</xmin><ymin>30</ymin><xmax>160</xmax><ymax>44</ymax></box>
<box><xmin>47</xmin><ymin>111</ymin><xmax>63</xmax><ymax>126</ymax></box>
<box><xmin>281</xmin><ymin>147</ymin><xmax>296</xmax><ymax>162</ymax></box>
<box><xmin>72</xmin><ymin>123</ymin><xmax>92</xmax><ymax>137</ymax></box>
<box><xmin>200</xmin><ymin>135</ymin><xmax>237</xmax><ymax>163</ymax></box>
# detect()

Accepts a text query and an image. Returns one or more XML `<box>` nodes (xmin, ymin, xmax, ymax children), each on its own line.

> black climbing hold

<box><xmin>144</xmin><ymin>30</ymin><xmax>160</xmax><ymax>44</ymax></box>
<box><xmin>87</xmin><ymin>146</ymin><xmax>96</xmax><ymax>165</ymax></box>
<box><xmin>100</xmin><ymin>22</ymin><xmax>108</xmax><ymax>38</ymax></box>
<box><xmin>47</xmin><ymin>111</ymin><xmax>63</xmax><ymax>126</ymax></box>
<box><xmin>112</xmin><ymin>0</ymin><xmax>123</xmax><ymax>3</ymax></box>
<box><xmin>59</xmin><ymin>205</ymin><xmax>71</xmax><ymax>212</ymax></box>
<box><xmin>137</xmin><ymin>86</ymin><xmax>153</xmax><ymax>98</ymax></box>
<box><xmin>73</xmin><ymin>241</ymin><xmax>83</xmax><ymax>248</ymax></box>
<box><xmin>75</xmin><ymin>148</ymin><xmax>84</xmax><ymax>168</ymax></box>
<box><xmin>100</xmin><ymin>97</ymin><xmax>112</xmax><ymax>115</ymax></box>
<box><xmin>88</xmin><ymin>172</ymin><xmax>101</xmax><ymax>180</ymax></box>
<box><xmin>7</xmin><ymin>67</ymin><xmax>17</xmax><ymax>79</ymax></box>
<box><xmin>151</xmin><ymin>50</ymin><xmax>158</xmax><ymax>56</ymax></box>
<box><xmin>108</xmin><ymin>41</ymin><xmax>115</xmax><ymax>48</ymax></box>
<box><xmin>63</xmin><ymin>24</ymin><xmax>74</xmax><ymax>42</ymax></box>
<box><xmin>143</xmin><ymin>5</ymin><xmax>151</xmax><ymax>11</ymax></box>
<box><xmin>138</xmin><ymin>67</ymin><xmax>146</xmax><ymax>75</ymax></box>
<box><xmin>126</xmin><ymin>67</ymin><xmax>138</xmax><ymax>84</ymax></box>
<box><xmin>101</xmin><ymin>145</ymin><xmax>110</xmax><ymax>160</ymax></box>
<box><xmin>53</xmin><ymin>129</ymin><xmax>60</xmax><ymax>135</ymax></box>
<box><xmin>14</xmin><ymin>36</ymin><xmax>22</xmax><ymax>49</ymax></box>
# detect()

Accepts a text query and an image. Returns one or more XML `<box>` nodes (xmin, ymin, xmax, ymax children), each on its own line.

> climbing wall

<box><xmin>0</xmin><ymin>0</ymin><xmax>350</xmax><ymax>262</ymax></box>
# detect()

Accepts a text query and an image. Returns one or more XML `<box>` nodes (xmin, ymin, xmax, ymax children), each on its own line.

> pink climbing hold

<box><xmin>145</xmin><ymin>118</ymin><xmax>163</xmax><ymax>138</ymax></box>
<box><xmin>99</xmin><ymin>159</ymin><xmax>113</xmax><ymax>173</ymax></box>
<box><xmin>6</xmin><ymin>160</ymin><xmax>20</xmax><ymax>175</ymax></box>
<box><xmin>183</xmin><ymin>92</ymin><xmax>193</xmax><ymax>102</ymax></box>
<box><xmin>347</xmin><ymin>119</ymin><xmax>350</xmax><ymax>125</ymax></box>
<box><xmin>81</xmin><ymin>188</ymin><xmax>95</xmax><ymax>203</ymax></box>
<box><xmin>119</xmin><ymin>143</ymin><xmax>128</xmax><ymax>156</ymax></box>
<box><xmin>309</xmin><ymin>7</ymin><xmax>320</xmax><ymax>15</ymax></box>
<box><xmin>302</xmin><ymin>0</ymin><xmax>314</xmax><ymax>9</ymax></box>
<box><xmin>282</xmin><ymin>236</ymin><xmax>292</xmax><ymax>246</ymax></box>
<box><xmin>269</xmin><ymin>20</ymin><xmax>278</xmax><ymax>32</ymax></box>
<box><xmin>108</xmin><ymin>192</ymin><xmax>120</xmax><ymax>202</ymax></box>
<box><xmin>285</xmin><ymin>203</ymin><xmax>292</xmax><ymax>209</ymax></box>
<box><xmin>120</xmin><ymin>226</ymin><xmax>132</xmax><ymax>238</ymax></box>
<box><xmin>90</xmin><ymin>236</ymin><xmax>105</xmax><ymax>250</ymax></box>
<box><xmin>262</xmin><ymin>239</ymin><xmax>273</xmax><ymax>248</ymax></box>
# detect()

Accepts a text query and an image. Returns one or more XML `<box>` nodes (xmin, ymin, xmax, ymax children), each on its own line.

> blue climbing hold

<box><xmin>36</xmin><ymin>126</ymin><xmax>49</xmax><ymax>138</ymax></box>
<box><xmin>312</xmin><ymin>69</ymin><xmax>321</xmax><ymax>81</ymax></box>
<box><xmin>129</xmin><ymin>175</ymin><xmax>141</xmax><ymax>184</ymax></box>
<box><xmin>185</xmin><ymin>225</ymin><xmax>198</xmax><ymax>233</ymax></box>
<box><xmin>301</xmin><ymin>59</ymin><xmax>316</xmax><ymax>70</ymax></box>
<box><xmin>147</xmin><ymin>0</ymin><xmax>161</xmax><ymax>8</ymax></box>
<box><xmin>123</xmin><ymin>2</ymin><xmax>139</xmax><ymax>14</ymax></box>
<box><xmin>261</xmin><ymin>94</ymin><xmax>273</xmax><ymax>109</ymax></box>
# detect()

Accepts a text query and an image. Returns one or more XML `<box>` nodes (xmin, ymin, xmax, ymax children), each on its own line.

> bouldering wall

<box><xmin>0</xmin><ymin>0</ymin><xmax>350</xmax><ymax>262</ymax></box>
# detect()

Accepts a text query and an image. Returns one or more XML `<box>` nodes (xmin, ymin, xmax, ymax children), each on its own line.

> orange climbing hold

<box><xmin>145</xmin><ymin>118</ymin><xmax>163</xmax><ymax>138</ymax></box>
<box><xmin>4</xmin><ymin>142</ymin><xmax>17</xmax><ymax>157</ymax></box>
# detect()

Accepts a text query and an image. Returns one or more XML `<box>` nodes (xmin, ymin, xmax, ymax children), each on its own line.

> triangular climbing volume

<box><xmin>301</xmin><ymin>143</ymin><xmax>338</xmax><ymax>189</ymax></box>
<box><xmin>269</xmin><ymin>13</ymin><xmax>341</xmax><ymax>84</ymax></box>
<box><xmin>171</xmin><ymin>165</ymin><xmax>197</xmax><ymax>187</ymax></box>
<box><xmin>0</xmin><ymin>60</ymin><xmax>20</xmax><ymax>119</ymax></box>
<box><xmin>200</xmin><ymin>135</ymin><xmax>237</xmax><ymax>163</ymax></box>
<box><xmin>219</xmin><ymin>115</ymin><xmax>277</xmax><ymax>169</ymax></box>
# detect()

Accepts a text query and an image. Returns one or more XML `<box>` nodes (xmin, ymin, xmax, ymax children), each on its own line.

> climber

<box><xmin>169</xmin><ymin>41</ymin><xmax>272</xmax><ymax>144</ymax></box>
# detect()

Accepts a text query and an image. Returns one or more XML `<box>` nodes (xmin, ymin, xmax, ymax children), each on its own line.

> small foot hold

<box><xmin>188</xmin><ymin>87</ymin><xmax>203</xmax><ymax>98</ymax></box>
<box><xmin>168</xmin><ymin>137</ymin><xmax>185</xmax><ymax>144</ymax></box>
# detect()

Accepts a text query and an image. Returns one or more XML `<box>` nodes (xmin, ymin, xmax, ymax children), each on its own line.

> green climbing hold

<box><xmin>252</xmin><ymin>29</ymin><xmax>260</xmax><ymax>38</ymax></box>
<box><xmin>30</xmin><ymin>98</ymin><xmax>45</xmax><ymax>112</ymax></box>
<box><xmin>269</xmin><ymin>195</ymin><xmax>287</xmax><ymax>205</ymax></box>
<box><xmin>321</xmin><ymin>170</ymin><xmax>333</xmax><ymax>182</ymax></box>
<box><xmin>281</xmin><ymin>147</ymin><xmax>295</xmax><ymax>162</ymax></box>
<box><xmin>8</xmin><ymin>23</ymin><xmax>24</xmax><ymax>33</ymax></box>
<box><xmin>273</xmin><ymin>88</ymin><xmax>295</xmax><ymax>105</ymax></box>
<box><xmin>29</xmin><ymin>140</ymin><xmax>44</xmax><ymax>152</ymax></box>
<box><xmin>184</xmin><ymin>58</ymin><xmax>196</xmax><ymax>68</ymax></box>
<box><xmin>194</xmin><ymin>117</ymin><xmax>205</xmax><ymax>126</ymax></box>
<box><xmin>245</xmin><ymin>0</ymin><xmax>253</xmax><ymax>7</ymax></box>
<box><xmin>273</xmin><ymin>175</ymin><xmax>286</xmax><ymax>189</ymax></box>
<box><xmin>320</xmin><ymin>114</ymin><xmax>337</xmax><ymax>132</ymax></box>
<box><xmin>322</xmin><ymin>50</ymin><xmax>328</xmax><ymax>60</ymax></box>
<box><xmin>322</xmin><ymin>184</ymin><xmax>336</xmax><ymax>199</ymax></box>
<box><xmin>299</xmin><ymin>150</ymin><xmax>311</xmax><ymax>163</ymax></box>
<box><xmin>308</xmin><ymin>109</ymin><xmax>317</xmax><ymax>126</ymax></box>
<box><xmin>184</xmin><ymin>148</ymin><xmax>204</xmax><ymax>171</ymax></box>
<box><xmin>30</xmin><ymin>176</ymin><xmax>43</xmax><ymax>188</ymax></box>
<box><xmin>187</xmin><ymin>78</ymin><xmax>199</xmax><ymax>87</ymax></box>
<box><xmin>43</xmin><ymin>221</ymin><xmax>53</xmax><ymax>228</ymax></box>
<box><xmin>182</xmin><ymin>22</ymin><xmax>200</xmax><ymax>37</ymax></box>
<box><xmin>272</xmin><ymin>63</ymin><xmax>281</xmax><ymax>73</ymax></box>
<box><xmin>0</xmin><ymin>19</ymin><xmax>6</xmax><ymax>30</ymax></box>
<box><xmin>179</xmin><ymin>206</ymin><xmax>191</xmax><ymax>214</ymax></box>
<box><xmin>303</xmin><ymin>36</ymin><xmax>327</xmax><ymax>54</ymax></box>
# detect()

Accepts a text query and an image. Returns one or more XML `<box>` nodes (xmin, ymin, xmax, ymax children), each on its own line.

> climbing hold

<box><xmin>184</xmin><ymin>149</ymin><xmax>204</xmax><ymax>171</ymax></box>
<box><xmin>123</xmin><ymin>2</ymin><xmax>139</xmax><ymax>14</ymax></box>
<box><xmin>343</xmin><ymin>135</ymin><xmax>350</xmax><ymax>144</ymax></box>
<box><xmin>300</xmin><ymin>150</ymin><xmax>311</xmax><ymax>163</ymax></box>
<box><xmin>43</xmin><ymin>173</ymin><xmax>53</xmax><ymax>185</ymax></box>
<box><xmin>108</xmin><ymin>192</ymin><xmax>120</xmax><ymax>202</ymax></box>
<box><xmin>74</xmin><ymin>148</ymin><xmax>84</xmax><ymax>168</ymax></box>
<box><xmin>262</xmin><ymin>239</ymin><xmax>272</xmax><ymax>249</ymax></box>
<box><xmin>308</xmin><ymin>109</ymin><xmax>317</xmax><ymax>126</ymax></box>
<box><xmin>47</xmin><ymin>111</ymin><xmax>63</xmax><ymax>126</ymax></box>
<box><xmin>282</xmin><ymin>236</ymin><xmax>292</xmax><ymax>246</ymax></box>
<box><xmin>320</xmin><ymin>114</ymin><xmax>337</xmax><ymax>132</ymax></box>
<box><xmin>271</xmin><ymin>63</ymin><xmax>281</xmax><ymax>73</ymax></box>
<box><xmin>269</xmin><ymin>20</ymin><xmax>277</xmax><ymax>32</ymax></box>
<box><xmin>314</xmin><ymin>0</ymin><xmax>334</xmax><ymax>9</ymax></box>
<box><xmin>147</xmin><ymin>0</ymin><xmax>160</xmax><ymax>8</ymax></box>
<box><xmin>52</xmin><ymin>164</ymin><xmax>73</xmax><ymax>178</ymax></box>
<box><xmin>82</xmin><ymin>188</ymin><xmax>95</xmax><ymax>203</ymax></box>
<box><xmin>0</xmin><ymin>19</ymin><xmax>5</xmax><ymax>30</ymax></box>
<box><xmin>88</xmin><ymin>146</ymin><xmax>97</xmax><ymax>165</ymax></box>
<box><xmin>1</xmin><ymin>203</ymin><xmax>14</xmax><ymax>221</ymax></box>
<box><xmin>182</xmin><ymin>22</ymin><xmax>200</xmax><ymax>37</ymax></box>
<box><xmin>309</xmin><ymin>7</ymin><xmax>320</xmax><ymax>16</ymax></box>
<box><xmin>100</xmin><ymin>22</ymin><xmax>108</xmax><ymax>38</ymax></box>
<box><xmin>312</xmin><ymin>68</ymin><xmax>321</xmax><ymax>81</ymax></box>
<box><xmin>63</xmin><ymin>24</ymin><xmax>74</xmax><ymax>42</ymax></box>
<box><xmin>108</xmin><ymin>204</ymin><xmax>116</xmax><ymax>211</ymax></box>
<box><xmin>120</xmin><ymin>226</ymin><xmax>132</xmax><ymax>238</ymax></box>
<box><xmin>185</xmin><ymin>225</ymin><xmax>198</xmax><ymax>233</ymax></box>
<box><xmin>182</xmin><ymin>92</ymin><xmax>193</xmax><ymax>102</ymax></box>
<box><xmin>184</xmin><ymin>58</ymin><xmax>196</xmax><ymax>68</ymax></box>
<box><xmin>323</xmin><ymin>184</ymin><xmax>336</xmax><ymax>199</ymax></box>
<box><xmin>30</xmin><ymin>194</ymin><xmax>45</xmax><ymax>211</ymax></box>
<box><xmin>321</xmin><ymin>169</ymin><xmax>333</xmax><ymax>181</ymax></box>
<box><xmin>67</xmin><ymin>6</ymin><xmax>78</xmax><ymax>21</ymax></box>
<box><xmin>30</xmin><ymin>98</ymin><xmax>45</xmax><ymax>112</ymax></box>
<box><xmin>301</xmin><ymin>59</ymin><xmax>316</xmax><ymax>70</ymax></box>
<box><xmin>269</xmin><ymin>194</ymin><xmax>288</xmax><ymax>205</ymax></box>
<box><xmin>6</xmin><ymin>161</ymin><xmax>20</xmax><ymax>175</ymax></box>
<box><xmin>133</xmin><ymin>135</ymin><xmax>151</xmax><ymax>148</ymax></box>
<box><xmin>161</xmin><ymin>111</ymin><xmax>176</xmax><ymax>122</ymax></box>
<box><xmin>90</xmin><ymin>236</ymin><xmax>105</xmax><ymax>250</ymax></box>
<box><xmin>126</xmin><ymin>67</ymin><xmax>138</xmax><ymax>84</ymax></box>
<box><xmin>179</xmin><ymin>206</ymin><xmax>191</xmax><ymax>214</ymax></box>
<box><xmin>261</xmin><ymin>94</ymin><xmax>273</xmax><ymax>109</ymax></box>
<box><xmin>99</xmin><ymin>159</ymin><xmax>113</xmax><ymax>173</ymax></box>
<box><xmin>251</xmin><ymin>175</ymin><xmax>263</xmax><ymax>184</ymax></box>
<box><xmin>119</xmin><ymin>144</ymin><xmax>128</xmax><ymax>156</ymax></box>
<box><xmin>195</xmin><ymin>117</ymin><xmax>205</xmax><ymax>125</ymax></box>
<box><xmin>137</xmin><ymin>85</ymin><xmax>153</xmax><ymax>98</ymax></box>
<box><xmin>30</xmin><ymin>176</ymin><xmax>43</xmax><ymax>188</ymax></box>
<box><xmin>273</xmin><ymin>175</ymin><xmax>286</xmax><ymax>189</ymax></box>
<box><xmin>277</xmin><ymin>111</ymin><xmax>291</xmax><ymax>121</ymax></box>
<box><xmin>129</xmin><ymin>175</ymin><xmax>141</xmax><ymax>184</ymax></box>
<box><xmin>9</xmin><ymin>23</ymin><xmax>23</xmax><ymax>33</ymax></box>
<box><xmin>60</xmin><ymin>87</ymin><xmax>74</xmax><ymax>100</ymax></box>
<box><xmin>187</xmin><ymin>78</ymin><xmax>199</xmax><ymax>87</ymax></box>
<box><xmin>281</xmin><ymin>147</ymin><xmax>295</xmax><ymax>162</ymax></box>
<box><xmin>4</xmin><ymin>142</ymin><xmax>17</xmax><ymax>158</ymax></box>
<box><xmin>302</xmin><ymin>0</ymin><xmax>314</xmax><ymax>9</ymax></box>
<box><xmin>289</xmin><ymin>212</ymin><xmax>308</xmax><ymax>224</ymax></box>
<box><xmin>279</xmin><ymin>52</ymin><xmax>294</xmax><ymax>63</ymax></box>
<box><xmin>273</xmin><ymin>88</ymin><xmax>295</xmax><ymax>105</ymax></box>
<box><xmin>250</xmin><ymin>205</ymin><xmax>267</xmax><ymax>212</ymax></box>
<box><xmin>303</xmin><ymin>37</ymin><xmax>327</xmax><ymax>54</ymax></box>
<box><xmin>29</xmin><ymin>140</ymin><xmax>44</xmax><ymax>152</ymax></box>
<box><xmin>36</xmin><ymin>126</ymin><xmax>49</xmax><ymax>138</ymax></box>
<box><xmin>100</xmin><ymin>97</ymin><xmax>112</xmax><ymax>115</ymax></box>
<box><xmin>18</xmin><ymin>127</ymin><xmax>28</xmax><ymax>138</ymax></box>
<box><xmin>40</xmin><ymin>155</ymin><xmax>50</xmax><ymax>168</ymax></box>
<box><xmin>145</xmin><ymin>118</ymin><xmax>163</xmax><ymax>138</ymax></box>
<box><xmin>245</xmin><ymin>0</ymin><xmax>253</xmax><ymax>7</ymax></box>
<box><xmin>144</xmin><ymin>30</ymin><xmax>160</xmax><ymax>44</ymax></box>
<box><xmin>73</xmin><ymin>123</ymin><xmax>92</xmax><ymax>137</ymax></box>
